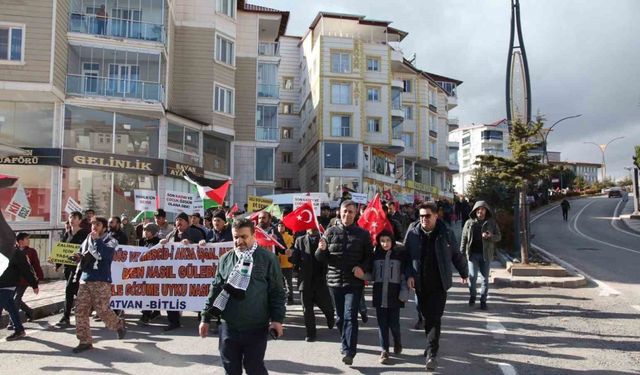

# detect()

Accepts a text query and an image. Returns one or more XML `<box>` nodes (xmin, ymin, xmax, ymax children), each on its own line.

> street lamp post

<box><xmin>584</xmin><ymin>136</ymin><xmax>625</xmax><ymax>182</ymax></box>
<box><xmin>541</xmin><ymin>114</ymin><xmax>582</xmax><ymax>164</ymax></box>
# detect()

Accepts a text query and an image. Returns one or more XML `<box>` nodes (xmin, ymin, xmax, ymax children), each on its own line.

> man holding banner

<box><xmin>199</xmin><ymin>218</ymin><xmax>285</xmax><ymax>375</ymax></box>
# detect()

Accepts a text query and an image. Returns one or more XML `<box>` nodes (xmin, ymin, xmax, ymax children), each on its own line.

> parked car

<box><xmin>608</xmin><ymin>187</ymin><xmax>623</xmax><ymax>198</ymax></box>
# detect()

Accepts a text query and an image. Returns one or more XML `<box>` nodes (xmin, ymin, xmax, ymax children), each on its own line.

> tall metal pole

<box><xmin>584</xmin><ymin>136</ymin><xmax>624</xmax><ymax>182</ymax></box>
<box><xmin>506</xmin><ymin>0</ymin><xmax>532</xmax><ymax>130</ymax></box>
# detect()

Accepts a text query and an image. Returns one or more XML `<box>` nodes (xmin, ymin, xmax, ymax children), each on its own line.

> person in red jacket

<box><xmin>12</xmin><ymin>233</ymin><xmax>44</xmax><ymax>324</ymax></box>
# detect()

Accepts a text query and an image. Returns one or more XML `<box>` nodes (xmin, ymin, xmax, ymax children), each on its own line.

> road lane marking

<box><xmin>572</xmin><ymin>200</ymin><xmax>640</xmax><ymax>256</ymax></box>
<box><xmin>498</xmin><ymin>363</ymin><xmax>518</xmax><ymax>375</ymax></box>
<box><xmin>610</xmin><ymin>199</ymin><xmax>640</xmax><ymax>238</ymax></box>
<box><xmin>486</xmin><ymin>318</ymin><xmax>506</xmax><ymax>339</ymax></box>
<box><xmin>531</xmin><ymin>243</ymin><xmax>621</xmax><ymax>297</ymax></box>
<box><xmin>531</xmin><ymin>204</ymin><xmax>560</xmax><ymax>223</ymax></box>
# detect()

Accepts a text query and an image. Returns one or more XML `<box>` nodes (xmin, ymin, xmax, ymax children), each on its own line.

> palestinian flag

<box><xmin>0</xmin><ymin>174</ymin><xmax>19</xmax><ymax>275</ymax></box>
<box><xmin>183</xmin><ymin>173</ymin><xmax>232</xmax><ymax>206</ymax></box>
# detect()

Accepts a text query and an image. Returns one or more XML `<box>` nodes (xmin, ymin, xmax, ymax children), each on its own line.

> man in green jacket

<box><xmin>460</xmin><ymin>201</ymin><xmax>501</xmax><ymax>310</ymax></box>
<box><xmin>199</xmin><ymin>217</ymin><xmax>285</xmax><ymax>375</ymax></box>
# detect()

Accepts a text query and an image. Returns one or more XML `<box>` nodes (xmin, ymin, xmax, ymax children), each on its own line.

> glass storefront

<box><xmin>0</xmin><ymin>165</ymin><xmax>53</xmax><ymax>222</ymax></box>
<box><xmin>203</xmin><ymin>133</ymin><xmax>230</xmax><ymax>175</ymax></box>
<box><xmin>0</xmin><ymin>101</ymin><xmax>54</xmax><ymax>147</ymax></box>
<box><xmin>324</xmin><ymin>176</ymin><xmax>359</xmax><ymax>201</ymax></box>
<box><xmin>61</xmin><ymin>167</ymin><xmax>156</xmax><ymax>221</ymax></box>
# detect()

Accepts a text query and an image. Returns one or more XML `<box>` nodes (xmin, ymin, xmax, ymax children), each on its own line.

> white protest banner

<box><xmin>64</xmin><ymin>197</ymin><xmax>83</xmax><ymax>215</ymax></box>
<box><xmin>6</xmin><ymin>184</ymin><xmax>31</xmax><ymax>220</ymax></box>
<box><xmin>164</xmin><ymin>190</ymin><xmax>194</xmax><ymax>213</ymax></box>
<box><xmin>351</xmin><ymin>192</ymin><xmax>368</xmax><ymax>204</ymax></box>
<box><xmin>109</xmin><ymin>241</ymin><xmax>234</xmax><ymax>311</ymax></box>
<box><xmin>134</xmin><ymin>189</ymin><xmax>157</xmax><ymax>211</ymax></box>
<box><xmin>293</xmin><ymin>195</ymin><xmax>321</xmax><ymax>216</ymax></box>
<box><xmin>192</xmin><ymin>195</ymin><xmax>204</xmax><ymax>216</ymax></box>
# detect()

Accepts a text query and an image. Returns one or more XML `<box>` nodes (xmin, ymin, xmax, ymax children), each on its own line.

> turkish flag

<box><xmin>357</xmin><ymin>193</ymin><xmax>393</xmax><ymax>245</ymax></box>
<box><xmin>282</xmin><ymin>201</ymin><xmax>321</xmax><ymax>233</ymax></box>
<box><xmin>255</xmin><ymin>225</ymin><xmax>285</xmax><ymax>249</ymax></box>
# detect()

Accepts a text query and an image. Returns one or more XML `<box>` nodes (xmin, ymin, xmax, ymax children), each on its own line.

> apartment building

<box><xmin>449</xmin><ymin>119</ymin><xmax>512</xmax><ymax>194</ymax></box>
<box><xmin>0</xmin><ymin>0</ymin><xmax>288</xmax><ymax>264</ymax></box>
<box><xmin>294</xmin><ymin>12</ymin><xmax>461</xmax><ymax>203</ymax></box>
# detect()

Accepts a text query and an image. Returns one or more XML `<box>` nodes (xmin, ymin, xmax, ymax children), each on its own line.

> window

<box><xmin>367</xmin><ymin>118</ymin><xmax>380</xmax><ymax>133</ymax></box>
<box><xmin>107</xmin><ymin>64</ymin><xmax>139</xmax><ymax>94</ymax></box>
<box><xmin>281</xmin><ymin>178</ymin><xmax>292</xmax><ymax>189</ymax></box>
<box><xmin>402</xmin><ymin>132</ymin><xmax>414</xmax><ymax>147</ymax></box>
<box><xmin>403</xmin><ymin>105</ymin><xmax>413</xmax><ymax>120</ymax></box>
<box><xmin>214</xmin><ymin>84</ymin><xmax>234</xmax><ymax>114</ymax></box>
<box><xmin>0</xmin><ymin>25</ymin><xmax>24</xmax><ymax>62</ymax></box>
<box><xmin>366</xmin><ymin>57</ymin><xmax>380</xmax><ymax>71</ymax></box>
<box><xmin>215</xmin><ymin>34</ymin><xmax>235</xmax><ymax>66</ymax></box>
<box><xmin>324</xmin><ymin>176</ymin><xmax>359</xmax><ymax>200</ymax></box>
<box><xmin>256</xmin><ymin>105</ymin><xmax>278</xmax><ymax>141</ymax></box>
<box><xmin>481</xmin><ymin>130</ymin><xmax>503</xmax><ymax>141</ymax></box>
<box><xmin>324</xmin><ymin>143</ymin><xmax>358</xmax><ymax>169</ymax></box>
<box><xmin>367</xmin><ymin>87</ymin><xmax>380</xmax><ymax>102</ymax></box>
<box><xmin>1</xmin><ymin>165</ymin><xmax>52</xmax><ymax>222</ymax></box>
<box><xmin>281</xmin><ymin>127</ymin><xmax>292</xmax><ymax>139</ymax></box>
<box><xmin>0</xmin><ymin>101</ymin><xmax>54</xmax><ymax>147</ymax></box>
<box><xmin>331</xmin><ymin>115</ymin><xmax>351</xmax><ymax>137</ymax></box>
<box><xmin>282</xmin><ymin>77</ymin><xmax>294</xmax><ymax>90</ymax></box>
<box><xmin>216</xmin><ymin>0</ymin><xmax>235</xmax><ymax>18</ymax></box>
<box><xmin>402</xmin><ymin>79</ymin><xmax>412</xmax><ymax>93</ymax></box>
<box><xmin>430</xmin><ymin>142</ymin><xmax>437</xmax><ymax>158</ymax></box>
<box><xmin>331</xmin><ymin>82</ymin><xmax>352</xmax><ymax>104</ymax></box>
<box><xmin>256</xmin><ymin>148</ymin><xmax>274</xmax><ymax>181</ymax></box>
<box><xmin>203</xmin><ymin>134</ymin><xmax>230</xmax><ymax>175</ymax></box>
<box><xmin>331</xmin><ymin>52</ymin><xmax>352</xmax><ymax>73</ymax></box>
<box><xmin>429</xmin><ymin>115</ymin><xmax>437</xmax><ymax>131</ymax></box>
<box><xmin>167</xmin><ymin>123</ymin><xmax>201</xmax><ymax>165</ymax></box>
<box><xmin>281</xmin><ymin>102</ymin><xmax>293</xmax><ymax>114</ymax></box>
<box><xmin>282</xmin><ymin>152</ymin><xmax>292</xmax><ymax>163</ymax></box>
<box><xmin>429</xmin><ymin>90</ymin><xmax>437</xmax><ymax>107</ymax></box>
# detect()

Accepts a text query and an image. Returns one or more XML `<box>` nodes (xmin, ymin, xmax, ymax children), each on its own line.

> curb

<box><xmin>494</xmin><ymin>249</ymin><xmax>587</xmax><ymax>289</ymax></box>
<box><xmin>0</xmin><ymin>300</ymin><xmax>64</xmax><ymax>327</ymax></box>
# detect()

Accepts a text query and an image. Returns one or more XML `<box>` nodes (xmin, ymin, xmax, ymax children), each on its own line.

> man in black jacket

<box><xmin>316</xmin><ymin>200</ymin><xmax>372</xmax><ymax>366</ymax></box>
<box><xmin>56</xmin><ymin>211</ymin><xmax>89</xmax><ymax>327</ymax></box>
<box><xmin>404</xmin><ymin>201</ymin><xmax>468</xmax><ymax>371</ymax></box>
<box><xmin>0</xmin><ymin>243</ymin><xmax>39</xmax><ymax>340</ymax></box>
<box><xmin>288</xmin><ymin>228</ymin><xmax>335</xmax><ymax>342</ymax></box>
<box><xmin>108</xmin><ymin>216</ymin><xmax>129</xmax><ymax>245</ymax></box>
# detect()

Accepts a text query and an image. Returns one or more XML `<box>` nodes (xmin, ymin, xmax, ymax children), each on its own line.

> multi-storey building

<box><xmin>449</xmin><ymin>119</ymin><xmax>512</xmax><ymax>194</ymax></box>
<box><xmin>0</xmin><ymin>0</ymin><xmax>288</xmax><ymax>268</ymax></box>
<box><xmin>294</xmin><ymin>12</ymin><xmax>461</xmax><ymax>203</ymax></box>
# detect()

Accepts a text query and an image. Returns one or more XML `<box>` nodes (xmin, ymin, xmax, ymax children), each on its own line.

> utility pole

<box><xmin>584</xmin><ymin>136</ymin><xmax>624</xmax><ymax>182</ymax></box>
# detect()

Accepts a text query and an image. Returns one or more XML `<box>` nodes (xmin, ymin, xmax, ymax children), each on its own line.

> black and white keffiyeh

<box><xmin>210</xmin><ymin>242</ymin><xmax>258</xmax><ymax>316</ymax></box>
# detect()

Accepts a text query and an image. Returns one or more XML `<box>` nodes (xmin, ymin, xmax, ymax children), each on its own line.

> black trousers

<box><xmin>300</xmin><ymin>284</ymin><xmax>334</xmax><ymax>336</ymax></box>
<box><xmin>219</xmin><ymin>323</ymin><xmax>268</xmax><ymax>375</ymax></box>
<box><xmin>281</xmin><ymin>268</ymin><xmax>294</xmax><ymax>301</ymax></box>
<box><xmin>63</xmin><ymin>266</ymin><xmax>79</xmax><ymax>319</ymax></box>
<box><xmin>166</xmin><ymin>310</ymin><xmax>180</xmax><ymax>326</ymax></box>
<box><xmin>562</xmin><ymin>208</ymin><xmax>569</xmax><ymax>221</ymax></box>
<box><xmin>419</xmin><ymin>288</ymin><xmax>448</xmax><ymax>358</ymax></box>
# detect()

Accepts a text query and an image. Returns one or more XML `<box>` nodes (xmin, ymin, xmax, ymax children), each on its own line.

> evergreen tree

<box><xmin>85</xmin><ymin>189</ymin><xmax>100</xmax><ymax>214</ymax></box>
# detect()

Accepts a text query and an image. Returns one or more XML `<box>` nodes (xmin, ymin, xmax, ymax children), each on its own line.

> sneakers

<box><xmin>305</xmin><ymin>335</ymin><xmax>316</xmax><ymax>342</ymax></box>
<box><xmin>117</xmin><ymin>319</ymin><xmax>126</xmax><ymax>339</ymax></box>
<box><xmin>6</xmin><ymin>330</ymin><xmax>26</xmax><ymax>341</ymax></box>
<box><xmin>26</xmin><ymin>311</ymin><xmax>34</xmax><ymax>322</ymax></box>
<box><xmin>341</xmin><ymin>355</ymin><xmax>353</xmax><ymax>366</ymax></box>
<box><xmin>55</xmin><ymin>317</ymin><xmax>71</xmax><ymax>328</ymax></box>
<box><xmin>72</xmin><ymin>343</ymin><xmax>93</xmax><ymax>353</ymax></box>
<box><xmin>426</xmin><ymin>356</ymin><xmax>438</xmax><ymax>371</ymax></box>
<box><xmin>469</xmin><ymin>296</ymin><xmax>476</xmax><ymax>306</ymax></box>
<box><xmin>480</xmin><ymin>301</ymin><xmax>488</xmax><ymax>310</ymax></box>
<box><xmin>379</xmin><ymin>351</ymin><xmax>390</xmax><ymax>365</ymax></box>
<box><xmin>360</xmin><ymin>311</ymin><xmax>368</xmax><ymax>324</ymax></box>
<box><xmin>393</xmin><ymin>341</ymin><xmax>403</xmax><ymax>355</ymax></box>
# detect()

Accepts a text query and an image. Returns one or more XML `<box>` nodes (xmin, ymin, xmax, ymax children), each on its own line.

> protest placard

<box><xmin>248</xmin><ymin>195</ymin><xmax>272</xmax><ymax>212</ymax></box>
<box><xmin>134</xmin><ymin>189</ymin><xmax>157</xmax><ymax>211</ymax></box>
<box><xmin>64</xmin><ymin>197</ymin><xmax>83</xmax><ymax>215</ymax></box>
<box><xmin>293</xmin><ymin>195</ymin><xmax>321</xmax><ymax>216</ymax></box>
<box><xmin>351</xmin><ymin>192</ymin><xmax>368</xmax><ymax>205</ymax></box>
<box><xmin>164</xmin><ymin>190</ymin><xmax>194</xmax><ymax>213</ymax></box>
<box><xmin>50</xmin><ymin>242</ymin><xmax>81</xmax><ymax>266</ymax></box>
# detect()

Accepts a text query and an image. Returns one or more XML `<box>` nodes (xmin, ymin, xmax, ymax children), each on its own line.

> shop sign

<box><xmin>62</xmin><ymin>149</ymin><xmax>163</xmax><ymax>175</ymax></box>
<box><xmin>406</xmin><ymin>180</ymin><xmax>440</xmax><ymax>195</ymax></box>
<box><xmin>0</xmin><ymin>148</ymin><xmax>61</xmax><ymax>166</ymax></box>
<box><xmin>165</xmin><ymin>160</ymin><xmax>204</xmax><ymax>178</ymax></box>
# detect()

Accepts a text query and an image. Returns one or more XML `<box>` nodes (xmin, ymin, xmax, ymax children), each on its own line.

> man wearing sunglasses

<box><xmin>403</xmin><ymin>202</ymin><xmax>468</xmax><ymax>371</ymax></box>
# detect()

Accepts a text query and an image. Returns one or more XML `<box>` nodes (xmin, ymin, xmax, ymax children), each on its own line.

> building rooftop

<box><xmin>239</xmin><ymin>0</ymin><xmax>290</xmax><ymax>37</ymax></box>
<box><xmin>308</xmin><ymin>12</ymin><xmax>408</xmax><ymax>41</ymax></box>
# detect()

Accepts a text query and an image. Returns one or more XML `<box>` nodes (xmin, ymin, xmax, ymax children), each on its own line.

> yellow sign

<box><xmin>406</xmin><ymin>180</ymin><xmax>440</xmax><ymax>195</ymax></box>
<box><xmin>50</xmin><ymin>242</ymin><xmax>81</xmax><ymax>266</ymax></box>
<box><xmin>248</xmin><ymin>196</ymin><xmax>273</xmax><ymax>213</ymax></box>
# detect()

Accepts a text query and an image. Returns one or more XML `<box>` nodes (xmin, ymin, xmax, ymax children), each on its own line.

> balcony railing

<box><xmin>66</xmin><ymin>74</ymin><xmax>164</xmax><ymax>102</ymax></box>
<box><xmin>258</xmin><ymin>42</ymin><xmax>279</xmax><ymax>57</ymax></box>
<box><xmin>257</xmin><ymin>84</ymin><xmax>279</xmax><ymax>99</ymax></box>
<box><xmin>69</xmin><ymin>13</ymin><xmax>165</xmax><ymax>42</ymax></box>
<box><xmin>256</xmin><ymin>127</ymin><xmax>278</xmax><ymax>141</ymax></box>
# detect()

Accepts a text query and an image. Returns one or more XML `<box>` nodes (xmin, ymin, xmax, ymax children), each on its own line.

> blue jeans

<box><xmin>376</xmin><ymin>307</ymin><xmax>401</xmax><ymax>352</ymax></box>
<box><xmin>329</xmin><ymin>285</ymin><xmax>363</xmax><ymax>358</ymax></box>
<box><xmin>0</xmin><ymin>288</ymin><xmax>23</xmax><ymax>332</ymax></box>
<box><xmin>468</xmin><ymin>253</ymin><xmax>490</xmax><ymax>302</ymax></box>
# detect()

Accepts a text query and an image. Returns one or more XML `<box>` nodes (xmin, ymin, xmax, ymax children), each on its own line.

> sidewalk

<box><xmin>0</xmin><ymin>279</ymin><xmax>66</xmax><ymax>327</ymax></box>
<box><xmin>619</xmin><ymin>196</ymin><xmax>640</xmax><ymax>234</ymax></box>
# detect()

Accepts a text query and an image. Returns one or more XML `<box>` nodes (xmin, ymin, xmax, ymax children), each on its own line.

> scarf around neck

<box><xmin>212</xmin><ymin>242</ymin><xmax>258</xmax><ymax>313</ymax></box>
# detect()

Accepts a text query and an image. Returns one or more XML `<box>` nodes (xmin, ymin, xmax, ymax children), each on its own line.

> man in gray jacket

<box><xmin>460</xmin><ymin>201</ymin><xmax>501</xmax><ymax>310</ymax></box>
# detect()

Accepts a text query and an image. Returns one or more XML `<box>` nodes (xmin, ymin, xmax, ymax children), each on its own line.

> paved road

<box><xmin>531</xmin><ymin>195</ymin><xmax>640</xmax><ymax>304</ymax></box>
